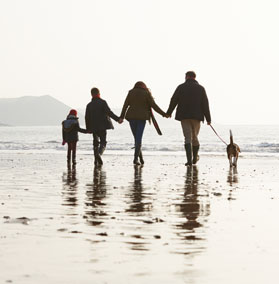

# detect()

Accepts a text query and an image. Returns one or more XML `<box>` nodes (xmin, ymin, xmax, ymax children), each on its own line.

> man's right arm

<box><xmin>166</xmin><ymin>86</ymin><xmax>180</xmax><ymax>116</ymax></box>
<box><xmin>202</xmin><ymin>88</ymin><xmax>211</xmax><ymax>124</ymax></box>
<box><xmin>85</xmin><ymin>104</ymin><xmax>90</xmax><ymax>130</ymax></box>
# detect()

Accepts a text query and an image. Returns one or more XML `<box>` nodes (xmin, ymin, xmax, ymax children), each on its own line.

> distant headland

<box><xmin>0</xmin><ymin>95</ymin><xmax>84</xmax><ymax>126</ymax></box>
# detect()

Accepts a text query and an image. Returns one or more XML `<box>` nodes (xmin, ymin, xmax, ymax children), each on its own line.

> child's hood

<box><xmin>67</xmin><ymin>114</ymin><xmax>79</xmax><ymax>120</ymax></box>
<box><xmin>63</xmin><ymin>116</ymin><xmax>79</xmax><ymax>130</ymax></box>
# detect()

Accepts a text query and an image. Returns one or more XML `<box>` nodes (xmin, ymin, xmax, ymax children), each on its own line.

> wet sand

<box><xmin>1</xmin><ymin>152</ymin><xmax>279</xmax><ymax>284</ymax></box>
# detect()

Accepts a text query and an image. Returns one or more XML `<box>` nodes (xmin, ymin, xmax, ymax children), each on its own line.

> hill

<box><xmin>0</xmin><ymin>122</ymin><xmax>10</xmax><ymax>126</ymax></box>
<box><xmin>0</xmin><ymin>95</ymin><xmax>85</xmax><ymax>126</ymax></box>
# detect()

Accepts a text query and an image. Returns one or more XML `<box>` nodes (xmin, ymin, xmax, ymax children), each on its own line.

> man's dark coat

<box><xmin>167</xmin><ymin>79</ymin><xmax>211</xmax><ymax>123</ymax></box>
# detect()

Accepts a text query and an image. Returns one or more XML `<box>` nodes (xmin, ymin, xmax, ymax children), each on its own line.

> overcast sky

<box><xmin>0</xmin><ymin>0</ymin><xmax>279</xmax><ymax>124</ymax></box>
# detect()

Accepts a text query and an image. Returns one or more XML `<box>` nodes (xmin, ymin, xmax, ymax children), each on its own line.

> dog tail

<box><xmin>230</xmin><ymin>130</ymin><xmax>233</xmax><ymax>144</ymax></box>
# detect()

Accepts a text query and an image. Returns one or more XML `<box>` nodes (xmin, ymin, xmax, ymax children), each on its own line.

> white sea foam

<box><xmin>1</xmin><ymin>124</ymin><xmax>279</xmax><ymax>156</ymax></box>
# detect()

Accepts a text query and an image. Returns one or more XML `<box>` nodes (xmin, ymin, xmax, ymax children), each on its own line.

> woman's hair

<box><xmin>134</xmin><ymin>81</ymin><xmax>148</xmax><ymax>90</ymax></box>
<box><xmin>134</xmin><ymin>81</ymin><xmax>153</xmax><ymax>97</ymax></box>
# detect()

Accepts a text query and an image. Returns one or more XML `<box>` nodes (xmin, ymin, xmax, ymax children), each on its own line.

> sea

<box><xmin>0</xmin><ymin>120</ymin><xmax>279</xmax><ymax>157</ymax></box>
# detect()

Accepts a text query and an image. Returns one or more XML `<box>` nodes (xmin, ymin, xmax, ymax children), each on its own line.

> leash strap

<box><xmin>210</xmin><ymin>125</ymin><xmax>228</xmax><ymax>146</ymax></box>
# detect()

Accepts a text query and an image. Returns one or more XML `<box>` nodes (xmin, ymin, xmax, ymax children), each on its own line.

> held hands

<box><xmin>163</xmin><ymin>113</ymin><xmax>171</xmax><ymax>118</ymax></box>
<box><xmin>118</xmin><ymin>118</ymin><xmax>124</xmax><ymax>124</ymax></box>
<box><xmin>207</xmin><ymin>122</ymin><xmax>211</xmax><ymax>125</ymax></box>
<box><xmin>62</xmin><ymin>140</ymin><xmax>66</xmax><ymax>146</ymax></box>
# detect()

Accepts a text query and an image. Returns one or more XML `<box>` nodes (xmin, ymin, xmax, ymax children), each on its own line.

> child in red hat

<box><xmin>62</xmin><ymin>109</ymin><xmax>89</xmax><ymax>166</ymax></box>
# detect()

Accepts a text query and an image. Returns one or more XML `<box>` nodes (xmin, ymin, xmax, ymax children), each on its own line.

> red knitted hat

<box><xmin>69</xmin><ymin>109</ymin><xmax>77</xmax><ymax>116</ymax></box>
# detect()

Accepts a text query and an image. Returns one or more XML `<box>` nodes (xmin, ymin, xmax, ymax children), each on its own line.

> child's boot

<box><xmin>67</xmin><ymin>150</ymin><xmax>71</xmax><ymax>167</ymax></box>
<box><xmin>72</xmin><ymin>151</ymin><xmax>76</xmax><ymax>166</ymax></box>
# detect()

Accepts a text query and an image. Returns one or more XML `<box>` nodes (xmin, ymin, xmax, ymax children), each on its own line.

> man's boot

<box><xmin>133</xmin><ymin>144</ymin><xmax>141</xmax><ymax>165</ymax></box>
<box><xmin>192</xmin><ymin>145</ymin><xmax>200</xmax><ymax>165</ymax></box>
<box><xmin>184</xmin><ymin>143</ymin><xmax>192</xmax><ymax>166</ymax></box>
<box><xmin>94</xmin><ymin>146</ymin><xmax>103</xmax><ymax>166</ymax></box>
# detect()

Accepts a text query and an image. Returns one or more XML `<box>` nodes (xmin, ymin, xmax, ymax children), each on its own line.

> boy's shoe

<box><xmin>133</xmin><ymin>159</ymin><xmax>141</xmax><ymax>165</ymax></box>
<box><xmin>94</xmin><ymin>156</ymin><xmax>103</xmax><ymax>165</ymax></box>
<box><xmin>94</xmin><ymin>147</ymin><xmax>103</xmax><ymax>165</ymax></box>
<box><xmin>97</xmin><ymin>156</ymin><xmax>103</xmax><ymax>165</ymax></box>
<box><xmin>99</xmin><ymin>145</ymin><xmax>106</xmax><ymax>156</ymax></box>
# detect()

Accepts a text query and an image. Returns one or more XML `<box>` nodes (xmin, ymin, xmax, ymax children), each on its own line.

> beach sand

<box><xmin>1</xmin><ymin>152</ymin><xmax>279</xmax><ymax>284</ymax></box>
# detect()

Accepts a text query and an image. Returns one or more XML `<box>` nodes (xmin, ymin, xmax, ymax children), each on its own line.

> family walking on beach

<box><xmin>62</xmin><ymin>71</ymin><xmax>211</xmax><ymax>167</ymax></box>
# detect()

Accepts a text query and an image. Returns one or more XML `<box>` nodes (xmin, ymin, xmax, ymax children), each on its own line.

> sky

<box><xmin>0</xmin><ymin>0</ymin><xmax>279</xmax><ymax>124</ymax></box>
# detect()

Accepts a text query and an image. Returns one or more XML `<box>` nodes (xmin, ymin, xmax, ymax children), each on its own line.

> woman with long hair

<box><xmin>120</xmin><ymin>81</ymin><xmax>167</xmax><ymax>165</ymax></box>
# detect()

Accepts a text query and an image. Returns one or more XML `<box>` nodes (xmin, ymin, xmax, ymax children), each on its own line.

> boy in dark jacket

<box><xmin>85</xmin><ymin>87</ymin><xmax>121</xmax><ymax>165</ymax></box>
<box><xmin>62</xmin><ymin>109</ymin><xmax>88</xmax><ymax>166</ymax></box>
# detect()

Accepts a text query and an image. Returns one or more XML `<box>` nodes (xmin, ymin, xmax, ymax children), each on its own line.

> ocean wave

<box><xmin>258</xmin><ymin>142</ymin><xmax>279</xmax><ymax>148</ymax></box>
<box><xmin>0</xmin><ymin>141</ymin><xmax>17</xmax><ymax>144</ymax></box>
<box><xmin>1</xmin><ymin>139</ymin><xmax>279</xmax><ymax>154</ymax></box>
<box><xmin>46</xmin><ymin>140</ymin><xmax>60</xmax><ymax>144</ymax></box>
<box><xmin>0</xmin><ymin>145</ymin><xmax>276</xmax><ymax>154</ymax></box>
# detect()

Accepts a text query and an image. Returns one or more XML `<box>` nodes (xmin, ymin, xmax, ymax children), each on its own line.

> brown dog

<box><xmin>226</xmin><ymin>130</ymin><xmax>241</xmax><ymax>167</ymax></box>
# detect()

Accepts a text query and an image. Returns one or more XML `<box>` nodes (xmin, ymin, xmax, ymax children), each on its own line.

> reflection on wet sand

<box><xmin>179</xmin><ymin>166</ymin><xmax>201</xmax><ymax>230</ymax></box>
<box><xmin>176</xmin><ymin>166</ymin><xmax>210</xmax><ymax>242</ymax></box>
<box><xmin>85</xmin><ymin>165</ymin><xmax>107</xmax><ymax>226</ymax></box>
<box><xmin>227</xmin><ymin>166</ymin><xmax>239</xmax><ymax>185</ymax></box>
<box><xmin>61</xmin><ymin>167</ymin><xmax>78</xmax><ymax>207</ymax></box>
<box><xmin>2</xmin><ymin>153</ymin><xmax>278</xmax><ymax>283</ymax></box>
<box><xmin>124</xmin><ymin>166</ymin><xmax>154</xmax><ymax>252</ymax></box>
<box><xmin>126</xmin><ymin>165</ymin><xmax>152</xmax><ymax>213</ymax></box>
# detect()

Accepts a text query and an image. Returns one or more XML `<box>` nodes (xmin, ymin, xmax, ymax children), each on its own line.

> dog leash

<box><xmin>210</xmin><ymin>125</ymin><xmax>228</xmax><ymax>146</ymax></box>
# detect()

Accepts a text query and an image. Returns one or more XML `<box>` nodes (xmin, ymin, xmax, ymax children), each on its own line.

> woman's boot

<box><xmin>133</xmin><ymin>144</ymin><xmax>141</xmax><ymax>165</ymax></box>
<box><xmin>139</xmin><ymin>150</ymin><xmax>144</xmax><ymax>164</ymax></box>
<box><xmin>184</xmin><ymin>143</ymin><xmax>192</xmax><ymax>166</ymax></box>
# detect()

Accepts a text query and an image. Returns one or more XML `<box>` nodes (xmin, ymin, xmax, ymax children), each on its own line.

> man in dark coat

<box><xmin>85</xmin><ymin>87</ymin><xmax>121</xmax><ymax>165</ymax></box>
<box><xmin>166</xmin><ymin>71</ymin><xmax>211</xmax><ymax>166</ymax></box>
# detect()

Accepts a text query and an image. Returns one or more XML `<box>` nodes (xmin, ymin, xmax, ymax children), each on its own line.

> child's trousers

<box><xmin>67</xmin><ymin>141</ymin><xmax>77</xmax><ymax>164</ymax></box>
